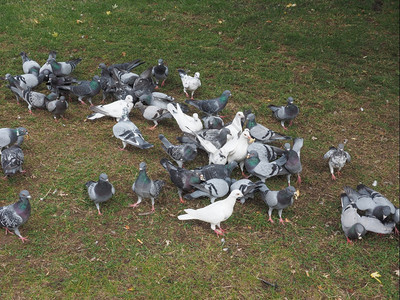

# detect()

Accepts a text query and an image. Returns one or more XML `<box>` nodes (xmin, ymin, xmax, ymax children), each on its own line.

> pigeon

<box><xmin>85</xmin><ymin>173</ymin><xmax>115</xmax><ymax>215</ymax></box>
<box><xmin>57</xmin><ymin>75</ymin><xmax>101</xmax><ymax>105</ymax></box>
<box><xmin>160</xmin><ymin>158</ymin><xmax>204</xmax><ymax>203</ymax></box>
<box><xmin>344</xmin><ymin>186</ymin><xmax>393</xmax><ymax>222</ymax></box>
<box><xmin>202</xmin><ymin>115</ymin><xmax>224</xmax><ymax>129</ymax></box>
<box><xmin>1</xmin><ymin>135</ymin><xmax>25</xmax><ymax>178</ymax></box>
<box><xmin>108</xmin><ymin>59</ymin><xmax>145</xmax><ymax>73</ymax></box>
<box><xmin>159</xmin><ymin>134</ymin><xmax>197</xmax><ymax>168</ymax></box>
<box><xmin>356</xmin><ymin>184</ymin><xmax>397</xmax><ymax>217</ymax></box>
<box><xmin>139</xmin><ymin>92</ymin><xmax>175</xmax><ymax>110</ymax></box>
<box><xmin>229</xmin><ymin>179</ymin><xmax>259</xmax><ymax>204</ymax></box>
<box><xmin>0</xmin><ymin>190</ymin><xmax>31</xmax><ymax>242</ymax></box>
<box><xmin>5</xmin><ymin>73</ymin><xmax>45</xmax><ymax>101</ymax></box>
<box><xmin>178</xmin><ymin>69</ymin><xmax>201</xmax><ymax>99</ymax></box>
<box><xmin>245</xmin><ymin>113</ymin><xmax>291</xmax><ymax>143</ymax></box>
<box><xmin>134</xmin><ymin>102</ymin><xmax>172</xmax><ymax>130</ymax></box>
<box><xmin>20</xmin><ymin>52</ymin><xmax>40</xmax><ymax>75</ymax></box>
<box><xmin>0</xmin><ymin>127</ymin><xmax>28</xmax><ymax>153</ymax></box>
<box><xmin>167</xmin><ymin>103</ymin><xmax>203</xmax><ymax>134</ymax></box>
<box><xmin>112</xmin><ymin>107</ymin><xmax>153</xmax><ymax>150</ymax></box>
<box><xmin>258</xmin><ymin>184</ymin><xmax>298</xmax><ymax>224</ymax></box>
<box><xmin>185</xmin><ymin>90</ymin><xmax>231</xmax><ymax>116</ymax></box>
<box><xmin>112</xmin><ymin>67</ymin><xmax>139</xmax><ymax>86</ymax></box>
<box><xmin>224</xmin><ymin>111</ymin><xmax>245</xmax><ymax>138</ymax></box>
<box><xmin>194</xmin><ymin>161</ymin><xmax>238</xmax><ymax>181</ymax></box>
<box><xmin>177</xmin><ymin>190</ymin><xmax>243</xmax><ymax>236</ymax></box>
<box><xmin>10</xmin><ymin>85</ymin><xmax>47</xmax><ymax>114</ymax></box>
<box><xmin>46</xmin><ymin>57</ymin><xmax>82</xmax><ymax>77</ymax></box>
<box><xmin>184</xmin><ymin>178</ymin><xmax>230</xmax><ymax>203</ymax></box>
<box><xmin>193</xmin><ymin>127</ymin><xmax>231</xmax><ymax>150</ymax></box>
<box><xmin>268</xmin><ymin>97</ymin><xmax>300</xmax><ymax>129</ymax></box>
<box><xmin>39</xmin><ymin>50</ymin><xmax>57</xmax><ymax>75</ymax></box>
<box><xmin>244</xmin><ymin>150</ymin><xmax>287</xmax><ymax>182</ymax></box>
<box><xmin>45</xmin><ymin>96</ymin><xmax>68</xmax><ymax>121</ymax></box>
<box><xmin>152</xmin><ymin>58</ymin><xmax>169</xmax><ymax>87</ymax></box>
<box><xmin>87</xmin><ymin>95</ymin><xmax>134</xmax><ymax>121</ymax></box>
<box><xmin>341</xmin><ymin>193</ymin><xmax>395</xmax><ymax>243</ymax></box>
<box><xmin>46</xmin><ymin>73</ymin><xmax>78</xmax><ymax>96</ymax></box>
<box><xmin>282</xmin><ymin>138</ymin><xmax>303</xmax><ymax>186</ymax></box>
<box><xmin>99</xmin><ymin>63</ymin><xmax>118</xmax><ymax>101</ymax></box>
<box><xmin>133</xmin><ymin>66</ymin><xmax>156</xmax><ymax>98</ymax></box>
<box><xmin>130</xmin><ymin>162</ymin><xmax>165</xmax><ymax>213</ymax></box>
<box><xmin>189</xmin><ymin>130</ymin><xmax>229</xmax><ymax>165</ymax></box>
<box><xmin>247</xmin><ymin>142</ymin><xmax>285</xmax><ymax>162</ymax></box>
<box><xmin>323</xmin><ymin>141</ymin><xmax>351</xmax><ymax>180</ymax></box>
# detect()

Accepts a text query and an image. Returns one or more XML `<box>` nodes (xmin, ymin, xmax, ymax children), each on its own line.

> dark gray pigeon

<box><xmin>268</xmin><ymin>97</ymin><xmax>299</xmax><ymax>129</ymax></box>
<box><xmin>202</xmin><ymin>115</ymin><xmax>224</xmax><ymax>129</ymax></box>
<box><xmin>323</xmin><ymin>141</ymin><xmax>351</xmax><ymax>180</ymax></box>
<box><xmin>160</xmin><ymin>158</ymin><xmax>205</xmax><ymax>203</ymax></box>
<box><xmin>356</xmin><ymin>184</ymin><xmax>397</xmax><ymax>218</ymax></box>
<box><xmin>133</xmin><ymin>66</ymin><xmax>156</xmax><ymax>98</ymax></box>
<box><xmin>47</xmin><ymin>57</ymin><xmax>82</xmax><ymax>77</ymax></box>
<box><xmin>1</xmin><ymin>135</ymin><xmax>24</xmax><ymax>178</ymax></box>
<box><xmin>344</xmin><ymin>186</ymin><xmax>392</xmax><ymax>222</ymax></box>
<box><xmin>184</xmin><ymin>178</ymin><xmax>230</xmax><ymax>203</ymax></box>
<box><xmin>112</xmin><ymin>107</ymin><xmax>153</xmax><ymax>150</ymax></box>
<box><xmin>86</xmin><ymin>173</ymin><xmax>115</xmax><ymax>215</ymax></box>
<box><xmin>0</xmin><ymin>127</ymin><xmax>28</xmax><ymax>153</ymax></box>
<box><xmin>230</xmin><ymin>179</ymin><xmax>259</xmax><ymax>204</ymax></box>
<box><xmin>244</xmin><ymin>150</ymin><xmax>287</xmax><ymax>183</ymax></box>
<box><xmin>159</xmin><ymin>134</ymin><xmax>197</xmax><ymax>168</ymax></box>
<box><xmin>130</xmin><ymin>162</ymin><xmax>165</xmax><ymax>213</ymax></box>
<box><xmin>134</xmin><ymin>102</ymin><xmax>172</xmax><ymax>130</ymax></box>
<box><xmin>152</xmin><ymin>58</ymin><xmax>169</xmax><ymax>87</ymax></box>
<box><xmin>341</xmin><ymin>193</ymin><xmax>395</xmax><ymax>243</ymax></box>
<box><xmin>20</xmin><ymin>51</ymin><xmax>40</xmax><ymax>74</ymax></box>
<box><xmin>194</xmin><ymin>161</ymin><xmax>238</xmax><ymax>181</ymax></box>
<box><xmin>47</xmin><ymin>73</ymin><xmax>78</xmax><ymax>96</ymax></box>
<box><xmin>281</xmin><ymin>138</ymin><xmax>303</xmax><ymax>186</ymax></box>
<box><xmin>0</xmin><ymin>190</ymin><xmax>31</xmax><ymax>242</ymax></box>
<box><xmin>45</xmin><ymin>96</ymin><xmax>68</xmax><ymax>121</ymax></box>
<box><xmin>247</xmin><ymin>141</ymin><xmax>285</xmax><ymax>162</ymax></box>
<box><xmin>99</xmin><ymin>63</ymin><xmax>118</xmax><ymax>101</ymax></box>
<box><xmin>185</xmin><ymin>90</ymin><xmax>231</xmax><ymax>116</ymax></box>
<box><xmin>112</xmin><ymin>67</ymin><xmax>139</xmax><ymax>86</ymax></box>
<box><xmin>258</xmin><ymin>184</ymin><xmax>298</xmax><ymax>224</ymax></box>
<box><xmin>57</xmin><ymin>75</ymin><xmax>101</xmax><ymax>105</ymax></box>
<box><xmin>245</xmin><ymin>113</ymin><xmax>291</xmax><ymax>143</ymax></box>
<box><xmin>177</xmin><ymin>127</ymin><xmax>231</xmax><ymax>151</ymax></box>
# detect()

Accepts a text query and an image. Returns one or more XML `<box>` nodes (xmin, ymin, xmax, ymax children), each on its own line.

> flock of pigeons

<box><xmin>0</xmin><ymin>51</ymin><xmax>399</xmax><ymax>242</ymax></box>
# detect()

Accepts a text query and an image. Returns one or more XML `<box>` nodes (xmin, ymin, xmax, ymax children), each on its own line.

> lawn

<box><xmin>0</xmin><ymin>0</ymin><xmax>399</xmax><ymax>298</ymax></box>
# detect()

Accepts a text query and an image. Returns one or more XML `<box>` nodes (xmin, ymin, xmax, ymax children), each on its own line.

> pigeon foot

<box><xmin>268</xmin><ymin>217</ymin><xmax>274</xmax><ymax>223</ymax></box>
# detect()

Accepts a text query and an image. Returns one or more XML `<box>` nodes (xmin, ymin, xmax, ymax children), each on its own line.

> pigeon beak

<box><xmin>246</xmin><ymin>153</ymin><xmax>251</xmax><ymax>159</ymax></box>
<box><xmin>27</xmin><ymin>195</ymin><xmax>31</xmax><ymax>199</ymax></box>
<box><xmin>248</xmin><ymin>137</ymin><xmax>255</xmax><ymax>144</ymax></box>
<box><xmin>294</xmin><ymin>190</ymin><xmax>300</xmax><ymax>199</ymax></box>
<box><xmin>383</xmin><ymin>215</ymin><xmax>387</xmax><ymax>220</ymax></box>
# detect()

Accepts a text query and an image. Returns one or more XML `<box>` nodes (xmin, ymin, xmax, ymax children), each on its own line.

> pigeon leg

<box><xmin>214</xmin><ymin>229</ymin><xmax>224</xmax><ymax>237</ymax></box>
<box><xmin>279</xmin><ymin>218</ymin><xmax>285</xmax><ymax>225</ymax></box>
<box><xmin>287</xmin><ymin>174</ymin><xmax>291</xmax><ymax>186</ymax></box>
<box><xmin>184</xmin><ymin>90</ymin><xmax>189</xmax><ymax>98</ymax></box>
<box><xmin>2</xmin><ymin>175</ymin><xmax>8</xmax><ymax>180</ymax></box>
<box><xmin>394</xmin><ymin>227</ymin><xmax>399</xmax><ymax>236</ymax></box>
<box><xmin>190</xmin><ymin>91</ymin><xmax>194</xmax><ymax>100</ymax></box>
<box><xmin>178</xmin><ymin>190</ymin><xmax>185</xmax><ymax>204</ymax></box>
<box><xmin>337</xmin><ymin>170</ymin><xmax>341</xmax><ymax>177</ymax></box>
<box><xmin>148</xmin><ymin>121</ymin><xmax>158</xmax><ymax>131</ymax></box>
<box><xmin>346</xmin><ymin>237</ymin><xmax>353</xmax><ymax>244</ymax></box>
<box><xmin>14</xmin><ymin>228</ymin><xmax>28</xmax><ymax>243</ymax></box>
<box><xmin>161</xmin><ymin>79</ymin><xmax>166</xmax><ymax>87</ymax></box>
<box><xmin>289</xmin><ymin>120</ymin><xmax>293</xmax><ymax>126</ymax></box>
<box><xmin>20</xmin><ymin>170</ymin><xmax>26</xmax><ymax>174</ymax></box>
<box><xmin>5</xmin><ymin>228</ymin><xmax>14</xmax><ymax>235</ymax></box>
<box><xmin>281</xmin><ymin>121</ymin><xmax>288</xmax><ymax>130</ymax></box>
<box><xmin>129</xmin><ymin>197</ymin><xmax>142</xmax><ymax>209</ymax></box>
<box><xmin>268</xmin><ymin>217</ymin><xmax>274</xmax><ymax>223</ymax></box>
<box><xmin>331</xmin><ymin>173</ymin><xmax>337</xmax><ymax>180</ymax></box>
<box><xmin>297</xmin><ymin>174</ymin><xmax>301</xmax><ymax>184</ymax></box>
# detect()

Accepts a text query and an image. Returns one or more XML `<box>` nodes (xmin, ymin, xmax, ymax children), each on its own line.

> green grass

<box><xmin>0</xmin><ymin>0</ymin><xmax>399</xmax><ymax>298</ymax></box>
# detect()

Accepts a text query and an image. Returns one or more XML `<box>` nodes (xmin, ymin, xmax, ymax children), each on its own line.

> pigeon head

<box><xmin>125</xmin><ymin>95</ymin><xmax>134</xmax><ymax>103</ymax></box>
<box><xmin>93</xmin><ymin>75</ymin><xmax>100</xmax><ymax>82</ymax></box>
<box><xmin>246</xmin><ymin>150</ymin><xmax>259</xmax><ymax>160</ymax></box>
<box><xmin>230</xmin><ymin>189</ymin><xmax>244</xmax><ymax>199</ymax></box>
<box><xmin>193</xmin><ymin>113</ymin><xmax>200</xmax><ymax>121</ymax></box>
<box><xmin>223</xmin><ymin>90</ymin><xmax>232</xmax><ymax>97</ymax></box>
<box><xmin>99</xmin><ymin>63</ymin><xmax>107</xmax><ymax>69</ymax></box>
<box><xmin>242</xmin><ymin>129</ymin><xmax>255</xmax><ymax>143</ymax></box>
<box><xmin>99</xmin><ymin>173</ymin><xmax>109</xmax><ymax>181</ymax></box>
<box><xmin>59</xmin><ymin>96</ymin><xmax>66</xmax><ymax>102</ymax></box>
<box><xmin>284</xmin><ymin>143</ymin><xmax>291</xmax><ymax>151</ymax></box>
<box><xmin>194</xmin><ymin>72</ymin><xmax>200</xmax><ymax>79</ymax></box>
<box><xmin>139</xmin><ymin>162</ymin><xmax>147</xmax><ymax>171</ymax></box>
<box><xmin>338</xmin><ymin>143</ymin><xmax>345</xmax><ymax>151</ymax></box>
<box><xmin>287</xmin><ymin>97</ymin><xmax>294</xmax><ymax>104</ymax></box>
<box><xmin>354</xmin><ymin>223</ymin><xmax>366</xmax><ymax>239</ymax></box>
<box><xmin>16</xmin><ymin>127</ymin><xmax>28</xmax><ymax>137</ymax></box>
<box><xmin>19</xmin><ymin>190</ymin><xmax>31</xmax><ymax>200</ymax></box>
<box><xmin>157</xmin><ymin>58</ymin><xmax>164</xmax><ymax>65</ymax></box>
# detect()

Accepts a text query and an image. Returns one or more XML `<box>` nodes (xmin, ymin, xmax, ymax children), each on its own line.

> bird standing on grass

<box><xmin>268</xmin><ymin>97</ymin><xmax>299</xmax><ymax>130</ymax></box>
<box><xmin>323</xmin><ymin>141</ymin><xmax>351</xmax><ymax>180</ymax></box>
<box><xmin>86</xmin><ymin>173</ymin><xmax>115</xmax><ymax>215</ymax></box>
<box><xmin>178</xmin><ymin>69</ymin><xmax>201</xmax><ymax>99</ymax></box>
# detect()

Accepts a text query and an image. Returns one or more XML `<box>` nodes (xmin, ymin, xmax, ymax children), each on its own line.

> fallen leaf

<box><xmin>122</xmin><ymin>51</ymin><xmax>126</xmax><ymax>57</ymax></box>
<box><xmin>33</xmin><ymin>19</ymin><xmax>39</xmax><ymax>24</ymax></box>
<box><xmin>124</xmin><ymin>225</ymin><xmax>130</xmax><ymax>230</ymax></box>
<box><xmin>52</xmin><ymin>32</ymin><xmax>59</xmax><ymax>37</ymax></box>
<box><xmin>394</xmin><ymin>270</ymin><xmax>399</xmax><ymax>277</ymax></box>
<box><xmin>306</xmin><ymin>270</ymin><xmax>310</xmax><ymax>277</ymax></box>
<box><xmin>370</xmin><ymin>271</ymin><xmax>382</xmax><ymax>284</ymax></box>
<box><xmin>112</xmin><ymin>4</ymin><xmax>118</xmax><ymax>9</ymax></box>
<box><xmin>76</xmin><ymin>19</ymin><xmax>84</xmax><ymax>24</ymax></box>
<box><xmin>106</xmin><ymin>11</ymin><xmax>112</xmax><ymax>15</ymax></box>
<box><xmin>137</xmin><ymin>239</ymin><xmax>143</xmax><ymax>244</ymax></box>
<box><xmin>128</xmin><ymin>287</ymin><xmax>134</xmax><ymax>291</ymax></box>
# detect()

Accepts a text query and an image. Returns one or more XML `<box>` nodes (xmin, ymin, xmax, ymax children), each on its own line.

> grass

<box><xmin>0</xmin><ymin>0</ymin><xmax>399</xmax><ymax>298</ymax></box>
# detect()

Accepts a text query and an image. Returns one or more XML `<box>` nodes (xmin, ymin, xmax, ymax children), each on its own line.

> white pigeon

<box><xmin>86</xmin><ymin>95</ymin><xmax>134</xmax><ymax>121</ymax></box>
<box><xmin>178</xmin><ymin>189</ymin><xmax>243</xmax><ymax>236</ymax></box>
<box><xmin>134</xmin><ymin>102</ymin><xmax>171</xmax><ymax>130</ymax></box>
<box><xmin>224</xmin><ymin>111</ymin><xmax>244</xmax><ymax>138</ymax></box>
<box><xmin>222</xmin><ymin>129</ymin><xmax>255</xmax><ymax>173</ymax></box>
<box><xmin>167</xmin><ymin>103</ymin><xmax>203</xmax><ymax>134</ymax></box>
<box><xmin>323</xmin><ymin>141</ymin><xmax>351</xmax><ymax>180</ymax></box>
<box><xmin>177</xmin><ymin>69</ymin><xmax>201</xmax><ymax>99</ymax></box>
<box><xmin>191</xmin><ymin>130</ymin><xmax>229</xmax><ymax>165</ymax></box>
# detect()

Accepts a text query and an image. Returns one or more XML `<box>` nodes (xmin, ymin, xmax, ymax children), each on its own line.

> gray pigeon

<box><xmin>130</xmin><ymin>162</ymin><xmax>165</xmax><ymax>213</ymax></box>
<box><xmin>194</xmin><ymin>161</ymin><xmax>238</xmax><ymax>181</ymax></box>
<box><xmin>139</xmin><ymin>92</ymin><xmax>175</xmax><ymax>110</ymax></box>
<box><xmin>112</xmin><ymin>107</ymin><xmax>153</xmax><ymax>150</ymax></box>
<box><xmin>323</xmin><ymin>142</ymin><xmax>351</xmax><ymax>180</ymax></box>
<box><xmin>99</xmin><ymin>63</ymin><xmax>118</xmax><ymax>101</ymax></box>
<box><xmin>178</xmin><ymin>190</ymin><xmax>243</xmax><ymax>236</ymax></box>
<box><xmin>47</xmin><ymin>73</ymin><xmax>78</xmax><ymax>96</ymax></box>
<box><xmin>160</xmin><ymin>158</ymin><xmax>205</xmax><ymax>203</ymax></box>
<box><xmin>10</xmin><ymin>85</ymin><xmax>47</xmax><ymax>113</ymax></box>
<box><xmin>86</xmin><ymin>173</ymin><xmax>115</xmax><ymax>215</ymax></box>
<box><xmin>258</xmin><ymin>184</ymin><xmax>298</xmax><ymax>224</ymax></box>
<box><xmin>45</xmin><ymin>96</ymin><xmax>68</xmax><ymax>121</ymax></box>
<box><xmin>229</xmin><ymin>179</ymin><xmax>259</xmax><ymax>204</ymax></box>
<box><xmin>5</xmin><ymin>73</ymin><xmax>45</xmax><ymax>103</ymax></box>
<box><xmin>244</xmin><ymin>150</ymin><xmax>287</xmax><ymax>183</ymax></box>
<box><xmin>159</xmin><ymin>134</ymin><xmax>197</xmax><ymax>168</ymax></box>
<box><xmin>178</xmin><ymin>127</ymin><xmax>231</xmax><ymax>151</ymax></box>
<box><xmin>152</xmin><ymin>58</ymin><xmax>169</xmax><ymax>87</ymax></box>
<box><xmin>344</xmin><ymin>186</ymin><xmax>393</xmax><ymax>222</ymax></box>
<box><xmin>57</xmin><ymin>75</ymin><xmax>101</xmax><ymax>105</ymax></box>
<box><xmin>135</xmin><ymin>102</ymin><xmax>172</xmax><ymax>130</ymax></box>
<box><xmin>87</xmin><ymin>95</ymin><xmax>134</xmax><ymax>122</ymax></box>
<box><xmin>356</xmin><ymin>184</ymin><xmax>397</xmax><ymax>219</ymax></box>
<box><xmin>202</xmin><ymin>115</ymin><xmax>224</xmax><ymax>129</ymax></box>
<box><xmin>0</xmin><ymin>127</ymin><xmax>28</xmax><ymax>153</ymax></box>
<box><xmin>185</xmin><ymin>90</ymin><xmax>231</xmax><ymax>116</ymax></box>
<box><xmin>133</xmin><ymin>67</ymin><xmax>156</xmax><ymax>98</ymax></box>
<box><xmin>1</xmin><ymin>135</ymin><xmax>24</xmax><ymax>178</ymax></box>
<box><xmin>245</xmin><ymin>113</ymin><xmax>291</xmax><ymax>143</ymax></box>
<box><xmin>47</xmin><ymin>57</ymin><xmax>82</xmax><ymax>77</ymax></box>
<box><xmin>282</xmin><ymin>138</ymin><xmax>303</xmax><ymax>186</ymax></box>
<box><xmin>178</xmin><ymin>69</ymin><xmax>201</xmax><ymax>99</ymax></box>
<box><xmin>247</xmin><ymin>141</ymin><xmax>286</xmax><ymax>162</ymax></box>
<box><xmin>268</xmin><ymin>97</ymin><xmax>300</xmax><ymax>129</ymax></box>
<box><xmin>20</xmin><ymin>51</ymin><xmax>40</xmax><ymax>75</ymax></box>
<box><xmin>39</xmin><ymin>50</ymin><xmax>57</xmax><ymax>75</ymax></box>
<box><xmin>341</xmin><ymin>193</ymin><xmax>395</xmax><ymax>243</ymax></box>
<box><xmin>0</xmin><ymin>190</ymin><xmax>31</xmax><ymax>242</ymax></box>
<box><xmin>184</xmin><ymin>178</ymin><xmax>230</xmax><ymax>203</ymax></box>
<box><xmin>112</xmin><ymin>67</ymin><xmax>139</xmax><ymax>86</ymax></box>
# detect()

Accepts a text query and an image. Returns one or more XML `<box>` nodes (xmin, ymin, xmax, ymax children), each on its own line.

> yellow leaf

<box><xmin>370</xmin><ymin>272</ymin><xmax>382</xmax><ymax>284</ymax></box>
<box><xmin>112</xmin><ymin>4</ymin><xmax>118</xmax><ymax>9</ymax></box>
<box><xmin>137</xmin><ymin>239</ymin><xmax>143</xmax><ymax>244</ymax></box>
<box><xmin>106</xmin><ymin>11</ymin><xmax>112</xmax><ymax>15</ymax></box>
<box><xmin>124</xmin><ymin>225</ymin><xmax>130</xmax><ymax>230</ymax></box>
<box><xmin>52</xmin><ymin>32</ymin><xmax>58</xmax><ymax>37</ymax></box>
<box><xmin>128</xmin><ymin>287</ymin><xmax>134</xmax><ymax>291</ymax></box>
<box><xmin>33</xmin><ymin>19</ymin><xmax>39</xmax><ymax>24</ymax></box>
<box><xmin>76</xmin><ymin>19</ymin><xmax>83</xmax><ymax>24</ymax></box>
<box><xmin>122</xmin><ymin>51</ymin><xmax>126</xmax><ymax>57</ymax></box>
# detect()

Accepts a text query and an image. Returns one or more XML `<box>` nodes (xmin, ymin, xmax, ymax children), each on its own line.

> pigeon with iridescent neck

<box><xmin>57</xmin><ymin>75</ymin><xmax>100</xmax><ymax>105</ymax></box>
<box><xmin>159</xmin><ymin>134</ymin><xmax>197</xmax><ymax>168</ymax></box>
<box><xmin>281</xmin><ymin>138</ymin><xmax>303</xmax><ymax>186</ymax></box>
<box><xmin>244</xmin><ymin>150</ymin><xmax>287</xmax><ymax>183</ymax></box>
<box><xmin>0</xmin><ymin>190</ymin><xmax>31</xmax><ymax>242</ymax></box>
<box><xmin>46</xmin><ymin>57</ymin><xmax>82</xmax><ymax>77</ymax></box>
<box><xmin>20</xmin><ymin>52</ymin><xmax>40</xmax><ymax>75</ymax></box>
<box><xmin>152</xmin><ymin>58</ymin><xmax>169</xmax><ymax>87</ymax></box>
<box><xmin>1</xmin><ymin>135</ymin><xmax>25</xmax><ymax>178</ymax></box>
<box><xmin>86</xmin><ymin>173</ymin><xmax>115</xmax><ymax>215</ymax></box>
<box><xmin>185</xmin><ymin>90</ymin><xmax>231</xmax><ymax>116</ymax></box>
<box><xmin>245</xmin><ymin>113</ymin><xmax>291</xmax><ymax>143</ymax></box>
<box><xmin>0</xmin><ymin>127</ymin><xmax>28</xmax><ymax>153</ymax></box>
<box><xmin>131</xmin><ymin>162</ymin><xmax>165</xmax><ymax>213</ymax></box>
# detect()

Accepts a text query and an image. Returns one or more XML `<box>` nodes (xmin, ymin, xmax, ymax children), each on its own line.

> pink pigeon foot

<box><xmin>346</xmin><ymin>237</ymin><xmax>353</xmax><ymax>244</ymax></box>
<box><xmin>148</xmin><ymin>125</ymin><xmax>158</xmax><ymax>131</ymax></box>
<box><xmin>297</xmin><ymin>174</ymin><xmax>301</xmax><ymax>184</ymax></box>
<box><xmin>331</xmin><ymin>174</ymin><xmax>337</xmax><ymax>180</ymax></box>
<box><xmin>214</xmin><ymin>229</ymin><xmax>224</xmax><ymax>237</ymax></box>
<box><xmin>79</xmin><ymin>100</ymin><xmax>87</xmax><ymax>105</ymax></box>
<box><xmin>5</xmin><ymin>228</ymin><xmax>14</xmax><ymax>235</ymax></box>
<box><xmin>118</xmin><ymin>147</ymin><xmax>126</xmax><ymax>151</ymax></box>
<box><xmin>394</xmin><ymin>227</ymin><xmax>399</xmax><ymax>236</ymax></box>
<box><xmin>179</xmin><ymin>197</ymin><xmax>185</xmax><ymax>204</ymax></box>
<box><xmin>161</xmin><ymin>80</ymin><xmax>166</xmax><ymax>87</ymax></box>
<box><xmin>279</xmin><ymin>218</ymin><xmax>285</xmax><ymax>225</ymax></box>
<box><xmin>337</xmin><ymin>171</ymin><xmax>341</xmax><ymax>177</ymax></box>
<box><xmin>289</xmin><ymin>120</ymin><xmax>293</xmax><ymax>126</ymax></box>
<box><xmin>268</xmin><ymin>217</ymin><xmax>274</xmax><ymax>223</ymax></box>
<box><xmin>184</xmin><ymin>92</ymin><xmax>189</xmax><ymax>98</ymax></box>
<box><xmin>19</xmin><ymin>236</ymin><xmax>29</xmax><ymax>243</ymax></box>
